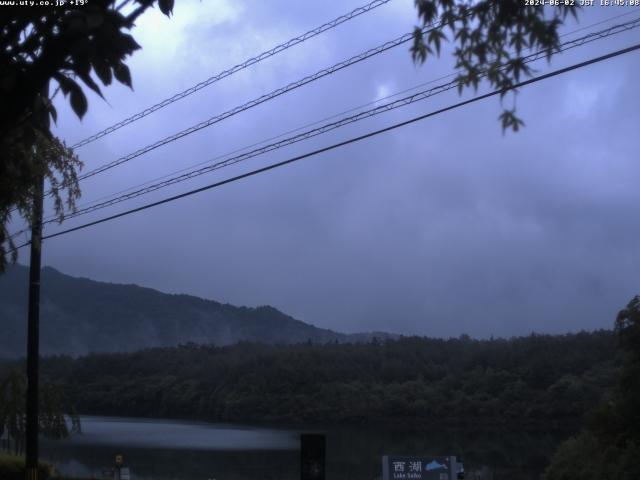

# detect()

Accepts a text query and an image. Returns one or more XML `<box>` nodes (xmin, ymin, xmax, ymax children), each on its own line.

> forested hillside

<box><xmin>0</xmin><ymin>264</ymin><xmax>391</xmax><ymax>357</ymax></box>
<box><xmin>37</xmin><ymin>332</ymin><xmax>617</xmax><ymax>427</ymax></box>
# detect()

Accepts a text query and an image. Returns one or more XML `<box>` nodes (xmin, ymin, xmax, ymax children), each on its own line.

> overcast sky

<box><xmin>12</xmin><ymin>0</ymin><xmax>640</xmax><ymax>337</ymax></box>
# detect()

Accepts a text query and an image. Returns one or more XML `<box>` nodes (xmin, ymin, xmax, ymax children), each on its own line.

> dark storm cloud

<box><xmin>14</xmin><ymin>0</ymin><xmax>640</xmax><ymax>337</ymax></box>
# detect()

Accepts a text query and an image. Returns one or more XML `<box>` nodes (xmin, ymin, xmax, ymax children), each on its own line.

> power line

<box><xmin>9</xmin><ymin>42</ymin><xmax>639</xmax><ymax>253</ymax></box>
<box><xmin>63</xmin><ymin>7</ymin><xmax>640</xmax><ymax>152</ymax></box>
<box><xmin>7</xmin><ymin>10</ymin><xmax>632</xmax><ymax>237</ymax></box>
<box><xmin>12</xmin><ymin>18</ymin><xmax>448</xmax><ymax>217</ymax></box>
<box><xmin>58</xmin><ymin>12</ymin><xmax>640</xmax><ymax>218</ymax></box>
<box><xmin>10</xmin><ymin>5</ymin><xmax>457</xmax><ymax>225</ymax></box>
<box><xmin>7</xmin><ymin>9</ymin><xmax>453</xmax><ymax>233</ymax></box>
<box><xmin>23</xmin><ymin>17</ymin><xmax>640</xmax><ymax>231</ymax></box>
<box><xmin>74</xmin><ymin>22</ymin><xmax>446</xmax><ymax>185</ymax></box>
<box><xmin>7</xmin><ymin>0</ymin><xmax>404</xmax><ymax>223</ymax></box>
<box><xmin>7</xmin><ymin>15</ymin><xmax>640</xmax><ymax>242</ymax></box>
<box><xmin>65</xmin><ymin>2</ymin><xmax>636</xmax><ymax>151</ymax></box>
<box><xmin>558</xmin><ymin>9</ymin><xmax>639</xmax><ymax>39</ymax></box>
<box><xmin>61</xmin><ymin>10</ymin><xmax>640</xmax><ymax>187</ymax></box>
<box><xmin>70</xmin><ymin>0</ymin><xmax>394</xmax><ymax>149</ymax></box>
<box><xmin>48</xmin><ymin>77</ymin><xmax>458</xmax><ymax>217</ymax></box>
<box><xmin>19</xmin><ymin>7</ymin><xmax>621</xmax><ymax>221</ymax></box>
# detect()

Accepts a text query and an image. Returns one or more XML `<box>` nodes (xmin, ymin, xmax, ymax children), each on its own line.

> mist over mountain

<box><xmin>0</xmin><ymin>264</ymin><xmax>393</xmax><ymax>357</ymax></box>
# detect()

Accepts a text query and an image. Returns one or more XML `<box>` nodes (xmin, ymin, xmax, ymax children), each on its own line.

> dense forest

<box><xmin>24</xmin><ymin>331</ymin><xmax>618</xmax><ymax>428</ymax></box>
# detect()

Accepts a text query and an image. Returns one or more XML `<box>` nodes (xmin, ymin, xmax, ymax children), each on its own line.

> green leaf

<box><xmin>114</xmin><ymin>33</ymin><xmax>141</xmax><ymax>55</ymax></box>
<box><xmin>427</xmin><ymin>28</ymin><xmax>446</xmax><ymax>55</ymax></box>
<box><xmin>416</xmin><ymin>0</ymin><xmax>437</xmax><ymax>23</ymax></box>
<box><xmin>77</xmin><ymin>71</ymin><xmax>104</xmax><ymax>99</ymax></box>
<box><xmin>70</xmin><ymin>86</ymin><xmax>88</xmax><ymax>119</ymax></box>
<box><xmin>498</xmin><ymin>109</ymin><xmax>525</xmax><ymax>134</ymax></box>
<box><xmin>55</xmin><ymin>73</ymin><xmax>91</xmax><ymax>118</ymax></box>
<box><xmin>113</xmin><ymin>62</ymin><xmax>132</xmax><ymax>88</ymax></box>
<box><xmin>92</xmin><ymin>58</ymin><xmax>113</xmax><ymax>86</ymax></box>
<box><xmin>54</xmin><ymin>73</ymin><xmax>75</xmax><ymax>96</ymax></box>
<box><xmin>411</xmin><ymin>28</ymin><xmax>428</xmax><ymax>64</ymax></box>
<box><xmin>455</xmin><ymin>27</ymin><xmax>468</xmax><ymax>46</ymax></box>
<box><xmin>158</xmin><ymin>0</ymin><xmax>175</xmax><ymax>16</ymax></box>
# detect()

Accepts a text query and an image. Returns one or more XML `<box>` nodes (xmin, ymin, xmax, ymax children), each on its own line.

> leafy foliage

<box><xmin>544</xmin><ymin>432</ymin><xmax>640</xmax><ymax>480</ymax></box>
<box><xmin>545</xmin><ymin>296</ymin><xmax>640</xmax><ymax>479</ymax></box>
<box><xmin>28</xmin><ymin>331</ymin><xmax>617</xmax><ymax>428</ymax></box>
<box><xmin>0</xmin><ymin>0</ymin><xmax>175</xmax><ymax>125</ymax></box>
<box><xmin>0</xmin><ymin>0</ymin><xmax>174</xmax><ymax>271</ymax></box>
<box><xmin>411</xmin><ymin>0</ymin><xmax>579</xmax><ymax>131</ymax></box>
<box><xmin>0</xmin><ymin>370</ymin><xmax>81</xmax><ymax>456</ymax></box>
<box><xmin>0</xmin><ymin>131</ymin><xmax>81</xmax><ymax>268</ymax></box>
<box><xmin>610</xmin><ymin>295</ymin><xmax>640</xmax><ymax>440</ymax></box>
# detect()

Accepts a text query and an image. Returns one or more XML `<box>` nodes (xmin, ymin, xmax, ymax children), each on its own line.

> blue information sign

<box><xmin>382</xmin><ymin>455</ymin><xmax>459</xmax><ymax>480</ymax></box>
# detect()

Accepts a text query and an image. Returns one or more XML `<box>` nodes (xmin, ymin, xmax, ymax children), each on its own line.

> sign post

<box><xmin>114</xmin><ymin>454</ymin><xmax>130</xmax><ymax>480</ymax></box>
<box><xmin>382</xmin><ymin>455</ymin><xmax>460</xmax><ymax>480</ymax></box>
<box><xmin>301</xmin><ymin>434</ymin><xmax>325</xmax><ymax>480</ymax></box>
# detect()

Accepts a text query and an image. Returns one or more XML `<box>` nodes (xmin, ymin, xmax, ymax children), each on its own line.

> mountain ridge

<box><xmin>0</xmin><ymin>264</ymin><xmax>395</xmax><ymax>357</ymax></box>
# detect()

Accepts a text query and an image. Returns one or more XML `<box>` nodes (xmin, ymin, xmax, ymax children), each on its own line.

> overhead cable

<box><xmin>8</xmin><ymin>42</ymin><xmax>638</xmax><ymax>253</ymax></box>
<box><xmin>70</xmin><ymin>0</ymin><xmax>394</xmax><ymax>149</ymax></box>
<box><xmin>24</xmin><ymin>17</ymin><xmax>639</xmax><ymax>230</ymax></box>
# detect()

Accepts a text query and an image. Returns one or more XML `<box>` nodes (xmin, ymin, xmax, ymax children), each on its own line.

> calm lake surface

<box><xmin>40</xmin><ymin>416</ymin><xmax>571</xmax><ymax>480</ymax></box>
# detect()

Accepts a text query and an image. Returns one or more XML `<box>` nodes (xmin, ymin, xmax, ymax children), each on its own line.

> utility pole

<box><xmin>25</xmin><ymin>172</ymin><xmax>44</xmax><ymax>480</ymax></box>
<box><xmin>25</xmin><ymin>87</ymin><xmax>48</xmax><ymax>480</ymax></box>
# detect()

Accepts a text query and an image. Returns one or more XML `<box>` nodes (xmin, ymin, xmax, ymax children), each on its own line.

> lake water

<box><xmin>40</xmin><ymin>416</ymin><xmax>571</xmax><ymax>480</ymax></box>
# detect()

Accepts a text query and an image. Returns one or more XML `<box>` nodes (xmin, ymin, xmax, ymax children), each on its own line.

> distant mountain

<box><xmin>0</xmin><ymin>264</ymin><xmax>394</xmax><ymax>357</ymax></box>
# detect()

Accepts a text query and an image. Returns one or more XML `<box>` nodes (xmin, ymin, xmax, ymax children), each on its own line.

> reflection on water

<box><xmin>40</xmin><ymin>416</ymin><xmax>573</xmax><ymax>480</ymax></box>
<box><xmin>47</xmin><ymin>416</ymin><xmax>299</xmax><ymax>450</ymax></box>
<box><xmin>41</xmin><ymin>417</ymin><xmax>299</xmax><ymax>480</ymax></box>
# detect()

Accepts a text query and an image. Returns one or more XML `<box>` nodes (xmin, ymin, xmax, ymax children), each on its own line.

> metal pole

<box><xmin>449</xmin><ymin>456</ymin><xmax>457</xmax><ymax>480</ymax></box>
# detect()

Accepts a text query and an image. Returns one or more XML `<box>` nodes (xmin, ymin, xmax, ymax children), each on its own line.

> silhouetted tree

<box><xmin>0</xmin><ymin>370</ymin><xmax>81</xmax><ymax>454</ymax></box>
<box><xmin>545</xmin><ymin>295</ymin><xmax>640</xmax><ymax>479</ymax></box>
<box><xmin>411</xmin><ymin>0</ymin><xmax>578</xmax><ymax>131</ymax></box>
<box><xmin>0</xmin><ymin>0</ymin><xmax>175</xmax><ymax>270</ymax></box>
